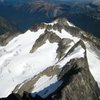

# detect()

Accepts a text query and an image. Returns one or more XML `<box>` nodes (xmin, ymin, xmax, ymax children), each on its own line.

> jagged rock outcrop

<box><xmin>57</xmin><ymin>59</ymin><xmax>100</xmax><ymax>100</ymax></box>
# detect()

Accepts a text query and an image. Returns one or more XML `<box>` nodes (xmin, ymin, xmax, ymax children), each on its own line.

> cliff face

<box><xmin>58</xmin><ymin>59</ymin><xmax>100</xmax><ymax>100</ymax></box>
<box><xmin>0</xmin><ymin>18</ymin><xmax>100</xmax><ymax>100</ymax></box>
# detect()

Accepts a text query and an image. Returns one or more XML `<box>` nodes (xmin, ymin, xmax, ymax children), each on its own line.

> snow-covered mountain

<box><xmin>0</xmin><ymin>18</ymin><xmax>100</xmax><ymax>99</ymax></box>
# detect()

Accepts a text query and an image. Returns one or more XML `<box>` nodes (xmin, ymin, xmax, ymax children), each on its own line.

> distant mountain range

<box><xmin>0</xmin><ymin>0</ymin><xmax>100</xmax><ymax>37</ymax></box>
<box><xmin>0</xmin><ymin>16</ymin><xmax>17</xmax><ymax>34</ymax></box>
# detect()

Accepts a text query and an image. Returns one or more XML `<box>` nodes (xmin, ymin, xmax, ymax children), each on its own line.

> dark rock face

<box><xmin>58</xmin><ymin>59</ymin><xmax>100</xmax><ymax>100</ymax></box>
<box><xmin>0</xmin><ymin>93</ymin><xmax>21</xmax><ymax>100</ymax></box>
<box><xmin>0</xmin><ymin>16</ymin><xmax>17</xmax><ymax>35</ymax></box>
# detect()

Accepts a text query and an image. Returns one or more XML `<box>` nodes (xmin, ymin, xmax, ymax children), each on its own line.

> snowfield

<box><xmin>0</xmin><ymin>29</ymin><xmax>58</xmax><ymax>97</ymax></box>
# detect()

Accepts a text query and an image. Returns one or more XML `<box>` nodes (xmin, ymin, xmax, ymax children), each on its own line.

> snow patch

<box><xmin>58</xmin><ymin>45</ymin><xmax>85</xmax><ymax>68</ymax></box>
<box><xmin>32</xmin><ymin>75</ymin><xmax>62</xmax><ymax>98</ymax></box>
<box><xmin>51</xmin><ymin>29</ymin><xmax>80</xmax><ymax>43</ymax></box>
<box><xmin>32</xmin><ymin>75</ymin><xmax>58</xmax><ymax>93</ymax></box>
<box><xmin>44</xmin><ymin>20</ymin><xmax>58</xmax><ymax>26</ymax></box>
<box><xmin>86</xmin><ymin>46</ymin><xmax>100</xmax><ymax>85</ymax></box>
<box><xmin>67</xmin><ymin>21</ymin><xmax>75</xmax><ymax>27</ymax></box>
